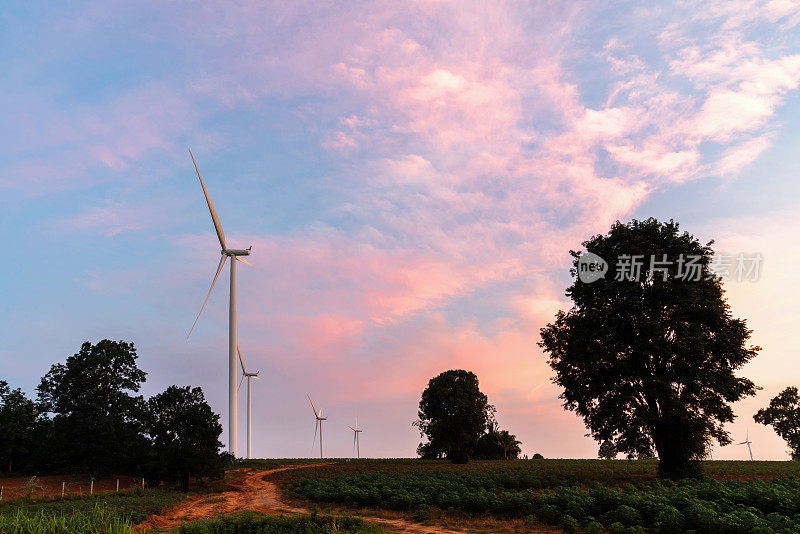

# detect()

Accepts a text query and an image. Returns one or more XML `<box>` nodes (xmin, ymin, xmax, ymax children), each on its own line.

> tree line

<box><xmin>0</xmin><ymin>339</ymin><xmax>225</xmax><ymax>490</ymax></box>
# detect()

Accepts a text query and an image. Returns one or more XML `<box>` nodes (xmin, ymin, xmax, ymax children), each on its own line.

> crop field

<box><xmin>275</xmin><ymin>459</ymin><xmax>800</xmax><ymax>533</ymax></box>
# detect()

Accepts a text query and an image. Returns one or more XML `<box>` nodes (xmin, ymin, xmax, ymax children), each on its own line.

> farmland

<box><xmin>4</xmin><ymin>459</ymin><xmax>800</xmax><ymax>532</ymax></box>
<box><xmin>274</xmin><ymin>459</ymin><xmax>800</xmax><ymax>533</ymax></box>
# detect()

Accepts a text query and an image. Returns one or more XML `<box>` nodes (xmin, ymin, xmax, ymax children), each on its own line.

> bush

<box><xmin>559</xmin><ymin>514</ymin><xmax>580</xmax><ymax>533</ymax></box>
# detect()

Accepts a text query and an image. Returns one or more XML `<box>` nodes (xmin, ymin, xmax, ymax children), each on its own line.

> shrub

<box><xmin>559</xmin><ymin>514</ymin><xmax>580</xmax><ymax>533</ymax></box>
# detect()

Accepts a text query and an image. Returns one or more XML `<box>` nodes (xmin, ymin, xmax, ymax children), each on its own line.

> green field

<box><xmin>0</xmin><ymin>487</ymin><xmax>185</xmax><ymax>533</ymax></box>
<box><xmin>278</xmin><ymin>459</ymin><xmax>800</xmax><ymax>533</ymax></box>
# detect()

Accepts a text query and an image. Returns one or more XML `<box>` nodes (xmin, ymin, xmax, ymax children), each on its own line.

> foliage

<box><xmin>175</xmin><ymin>511</ymin><xmax>387</xmax><ymax>533</ymax></box>
<box><xmin>0</xmin><ymin>381</ymin><xmax>39</xmax><ymax>474</ymax></box>
<box><xmin>145</xmin><ymin>385</ymin><xmax>225</xmax><ymax>491</ymax></box>
<box><xmin>0</xmin><ymin>487</ymin><xmax>184</xmax><ymax>524</ymax></box>
<box><xmin>539</xmin><ymin>219</ymin><xmax>760</xmax><ymax>478</ymax></box>
<box><xmin>414</xmin><ymin>370</ymin><xmax>495</xmax><ymax>463</ymax></box>
<box><xmin>36</xmin><ymin>340</ymin><xmax>151</xmax><ymax>475</ymax></box>
<box><xmin>0</xmin><ymin>503</ymin><xmax>132</xmax><ymax>534</ymax></box>
<box><xmin>283</xmin><ymin>459</ymin><xmax>800</xmax><ymax>533</ymax></box>
<box><xmin>754</xmin><ymin>386</ymin><xmax>800</xmax><ymax>457</ymax></box>
<box><xmin>599</xmin><ymin>441</ymin><xmax>618</xmax><ymax>460</ymax></box>
<box><xmin>475</xmin><ymin>424</ymin><xmax>522</xmax><ymax>460</ymax></box>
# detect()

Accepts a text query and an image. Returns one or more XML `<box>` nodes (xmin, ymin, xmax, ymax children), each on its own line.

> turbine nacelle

<box><xmin>226</xmin><ymin>248</ymin><xmax>252</xmax><ymax>257</ymax></box>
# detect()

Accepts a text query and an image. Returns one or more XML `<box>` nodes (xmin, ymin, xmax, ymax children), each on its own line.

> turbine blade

<box><xmin>236</xmin><ymin>256</ymin><xmax>255</xmax><ymax>268</ymax></box>
<box><xmin>238</xmin><ymin>345</ymin><xmax>246</xmax><ymax>374</ymax></box>
<box><xmin>307</xmin><ymin>394</ymin><xmax>318</xmax><ymax>418</ymax></box>
<box><xmin>238</xmin><ymin>374</ymin><xmax>245</xmax><ymax>393</ymax></box>
<box><xmin>189</xmin><ymin>149</ymin><xmax>226</xmax><ymax>251</ymax></box>
<box><xmin>187</xmin><ymin>255</ymin><xmax>227</xmax><ymax>338</ymax></box>
<box><xmin>312</xmin><ymin>419</ymin><xmax>319</xmax><ymax>452</ymax></box>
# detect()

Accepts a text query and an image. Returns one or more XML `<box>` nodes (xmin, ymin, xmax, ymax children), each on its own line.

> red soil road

<box><xmin>0</xmin><ymin>474</ymin><xmax>141</xmax><ymax>499</ymax></box>
<box><xmin>137</xmin><ymin>466</ymin><xmax>559</xmax><ymax>534</ymax></box>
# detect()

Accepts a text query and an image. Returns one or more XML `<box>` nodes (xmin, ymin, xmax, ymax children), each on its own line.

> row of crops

<box><xmin>285</xmin><ymin>461</ymin><xmax>800</xmax><ymax>533</ymax></box>
<box><xmin>175</xmin><ymin>511</ymin><xmax>386</xmax><ymax>533</ymax></box>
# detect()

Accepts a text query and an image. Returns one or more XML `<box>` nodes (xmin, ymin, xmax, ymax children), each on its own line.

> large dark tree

<box><xmin>36</xmin><ymin>340</ymin><xmax>150</xmax><ymax>474</ymax></box>
<box><xmin>414</xmin><ymin>370</ymin><xmax>495</xmax><ymax>463</ymax></box>
<box><xmin>539</xmin><ymin>219</ymin><xmax>759</xmax><ymax>478</ymax></box>
<box><xmin>754</xmin><ymin>387</ymin><xmax>800</xmax><ymax>460</ymax></box>
<box><xmin>0</xmin><ymin>381</ymin><xmax>39</xmax><ymax>474</ymax></box>
<box><xmin>146</xmin><ymin>385</ymin><xmax>224</xmax><ymax>491</ymax></box>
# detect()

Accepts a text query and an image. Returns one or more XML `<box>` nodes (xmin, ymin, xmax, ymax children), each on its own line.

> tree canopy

<box><xmin>37</xmin><ymin>340</ymin><xmax>151</xmax><ymax>474</ymax></box>
<box><xmin>598</xmin><ymin>440</ymin><xmax>617</xmax><ymax>460</ymax></box>
<box><xmin>415</xmin><ymin>370</ymin><xmax>495</xmax><ymax>463</ymax></box>
<box><xmin>539</xmin><ymin>218</ymin><xmax>760</xmax><ymax>478</ymax></box>
<box><xmin>0</xmin><ymin>380</ymin><xmax>39</xmax><ymax>473</ymax></box>
<box><xmin>146</xmin><ymin>385</ymin><xmax>225</xmax><ymax>491</ymax></box>
<box><xmin>475</xmin><ymin>423</ymin><xmax>523</xmax><ymax>460</ymax></box>
<box><xmin>754</xmin><ymin>387</ymin><xmax>800</xmax><ymax>459</ymax></box>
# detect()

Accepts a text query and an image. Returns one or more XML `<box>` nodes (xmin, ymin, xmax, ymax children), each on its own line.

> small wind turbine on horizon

<box><xmin>349</xmin><ymin>416</ymin><xmax>363</xmax><ymax>459</ymax></box>
<box><xmin>308</xmin><ymin>395</ymin><xmax>326</xmax><ymax>459</ymax></box>
<box><xmin>737</xmin><ymin>430</ymin><xmax>754</xmax><ymax>461</ymax></box>
<box><xmin>237</xmin><ymin>345</ymin><xmax>260</xmax><ymax>459</ymax></box>
<box><xmin>187</xmin><ymin>149</ymin><xmax>254</xmax><ymax>457</ymax></box>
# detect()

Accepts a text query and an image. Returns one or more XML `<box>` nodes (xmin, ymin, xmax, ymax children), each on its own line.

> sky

<box><xmin>2</xmin><ymin>0</ymin><xmax>800</xmax><ymax>460</ymax></box>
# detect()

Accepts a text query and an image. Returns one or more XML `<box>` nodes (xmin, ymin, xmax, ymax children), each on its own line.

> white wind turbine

<box><xmin>737</xmin><ymin>430</ymin><xmax>754</xmax><ymax>461</ymax></box>
<box><xmin>349</xmin><ymin>416</ymin><xmax>363</xmax><ymax>459</ymax></box>
<box><xmin>237</xmin><ymin>346</ymin><xmax>259</xmax><ymax>459</ymax></box>
<box><xmin>308</xmin><ymin>395</ymin><xmax>326</xmax><ymax>459</ymax></box>
<box><xmin>187</xmin><ymin>149</ymin><xmax>253</xmax><ymax>457</ymax></box>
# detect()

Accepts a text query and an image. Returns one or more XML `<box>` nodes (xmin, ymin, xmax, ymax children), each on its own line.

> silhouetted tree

<box><xmin>0</xmin><ymin>381</ymin><xmax>39</xmax><ymax>474</ymax></box>
<box><xmin>475</xmin><ymin>422</ymin><xmax>522</xmax><ymax>460</ymax></box>
<box><xmin>598</xmin><ymin>440</ymin><xmax>617</xmax><ymax>460</ymax></box>
<box><xmin>414</xmin><ymin>370</ymin><xmax>495</xmax><ymax>463</ymax></box>
<box><xmin>539</xmin><ymin>219</ymin><xmax>759</xmax><ymax>478</ymax></box>
<box><xmin>36</xmin><ymin>340</ymin><xmax>151</xmax><ymax>474</ymax></box>
<box><xmin>146</xmin><ymin>385</ymin><xmax>224</xmax><ymax>491</ymax></box>
<box><xmin>754</xmin><ymin>387</ymin><xmax>800</xmax><ymax>460</ymax></box>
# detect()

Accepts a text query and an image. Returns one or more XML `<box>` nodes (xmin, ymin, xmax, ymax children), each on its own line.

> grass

<box><xmin>0</xmin><ymin>487</ymin><xmax>185</xmax><ymax>524</ymax></box>
<box><xmin>0</xmin><ymin>503</ymin><xmax>134</xmax><ymax>534</ymax></box>
<box><xmin>174</xmin><ymin>510</ymin><xmax>388</xmax><ymax>533</ymax></box>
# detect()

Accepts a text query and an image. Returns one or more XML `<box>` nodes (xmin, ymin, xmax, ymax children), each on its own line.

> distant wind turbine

<box><xmin>237</xmin><ymin>345</ymin><xmax>259</xmax><ymax>459</ymax></box>
<box><xmin>308</xmin><ymin>395</ymin><xmax>326</xmax><ymax>459</ymax></box>
<box><xmin>349</xmin><ymin>416</ymin><xmax>363</xmax><ymax>459</ymax></box>
<box><xmin>737</xmin><ymin>430</ymin><xmax>754</xmax><ymax>461</ymax></box>
<box><xmin>187</xmin><ymin>149</ymin><xmax>253</xmax><ymax>457</ymax></box>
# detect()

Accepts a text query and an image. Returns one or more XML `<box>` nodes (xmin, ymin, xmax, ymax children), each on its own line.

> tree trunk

<box><xmin>180</xmin><ymin>469</ymin><xmax>190</xmax><ymax>492</ymax></box>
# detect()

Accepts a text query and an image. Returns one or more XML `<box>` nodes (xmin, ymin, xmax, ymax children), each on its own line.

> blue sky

<box><xmin>2</xmin><ymin>0</ymin><xmax>800</xmax><ymax>460</ymax></box>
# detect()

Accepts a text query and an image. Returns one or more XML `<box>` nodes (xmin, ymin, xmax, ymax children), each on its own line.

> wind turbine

<box><xmin>308</xmin><ymin>395</ymin><xmax>326</xmax><ymax>459</ymax></box>
<box><xmin>737</xmin><ymin>430</ymin><xmax>754</xmax><ymax>461</ymax></box>
<box><xmin>187</xmin><ymin>149</ymin><xmax>253</xmax><ymax>457</ymax></box>
<box><xmin>349</xmin><ymin>416</ymin><xmax>363</xmax><ymax>459</ymax></box>
<box><xmin>237</xmin><ymin>346</ymin><xmax>259</xmax><ymax>459</ymax></box>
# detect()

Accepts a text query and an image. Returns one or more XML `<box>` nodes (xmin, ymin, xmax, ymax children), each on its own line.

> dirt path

<box><xmin>137</xmin><ymin>465</ymin><xmax>473</xmax><ymax>533</ymax></box>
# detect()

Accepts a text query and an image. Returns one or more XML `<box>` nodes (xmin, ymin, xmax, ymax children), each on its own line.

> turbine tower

<box><xmin>187</xmin><ymin>149</ymin><xmax>253</xmax><ymax>457</ymax></box>
<box><xmin>308</xmin><ymin>395</ymin><xmax>326</xmax><ymax>459</ymax></box>
<box><xmin>237</xmin><ymin>345</ymin><xmax>260</xmax><ymax>459</ymax></box>
<box><xmin>349</xmin><ymin>416</ymin><xmax>363</xmax><ymax>459</ymax></box>
<box><xmin>737</xmin><ymin>430</ymin><xmax>754</xmax><ymax>461</ymax></box>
